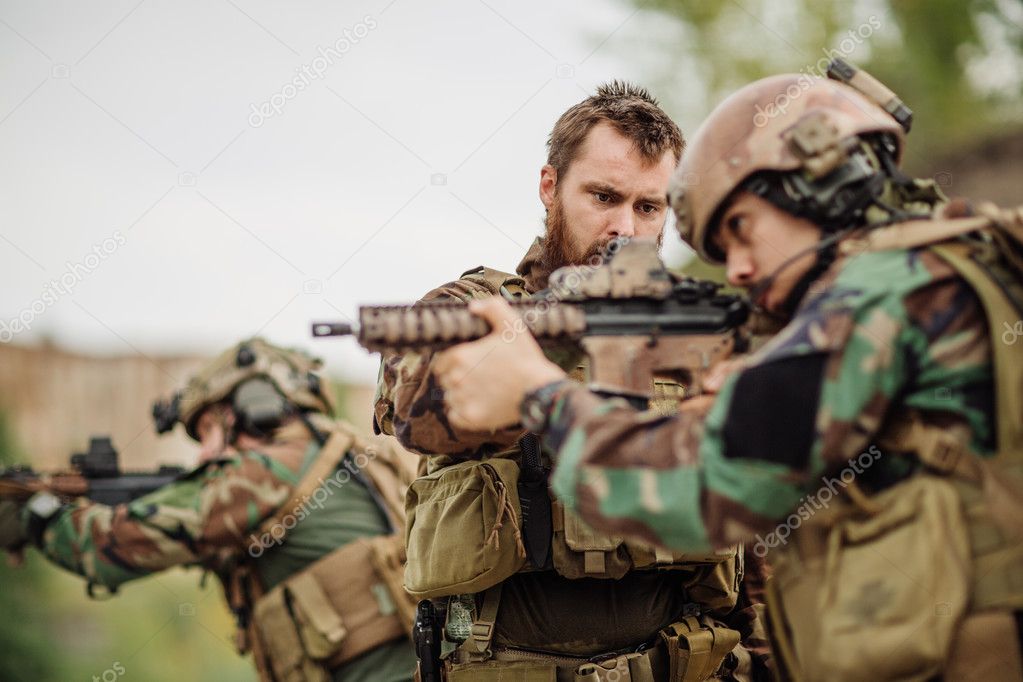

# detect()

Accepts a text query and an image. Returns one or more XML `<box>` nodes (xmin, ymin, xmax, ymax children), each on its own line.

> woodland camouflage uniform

<box><xmin>21</xmin><ymin>339</ymin><xmax>420</xmax><ymax>682</ymax></box>
<box><xmin>519</xmin><ymin>72</ymin><xmax>1023</xmax><ymax>681</ymax></box>
<box><xmin>376</xmin><ymin>241</ymin><xmax>772</xmax><ymax>681</ymax></box>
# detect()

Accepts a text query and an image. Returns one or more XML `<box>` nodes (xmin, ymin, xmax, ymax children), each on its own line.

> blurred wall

<box><xmin>0</xmin><ymin>341</ymin><xmax>377</xmax><ymax>469</ymax></box>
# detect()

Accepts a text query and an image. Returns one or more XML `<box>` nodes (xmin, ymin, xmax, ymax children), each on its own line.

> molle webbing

<box><xmin>460</xmin><ymin>266</ymin><xmax>531</xmax><ymax>299</ymax></box>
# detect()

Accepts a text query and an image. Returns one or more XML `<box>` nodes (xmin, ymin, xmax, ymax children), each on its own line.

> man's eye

<box><xmin>594</xmin><ymin>192</ymin><xmax>612</xmax><ymax>203</ymax></box>
<box><xmin>726</xmin><ymin>214</ymin><xmax>745</xmax><ymax>232</ymax></box>
<box><xmin>639</xmin><ymin>204</ymin><xmax>658</xmax><ymax>215</ymax></box>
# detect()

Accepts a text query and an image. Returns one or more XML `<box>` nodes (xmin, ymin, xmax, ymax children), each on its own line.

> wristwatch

<box><xmin>520</xmin><ymin>379</ymin><xmax>574</xmax><ymax>434</ymax></box>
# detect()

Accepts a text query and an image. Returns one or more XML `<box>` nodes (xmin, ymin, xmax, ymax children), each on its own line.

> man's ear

<box><xmin>539</xmin><ymin>164</ymin><xmax>557</xmax><ymax>210</ymax></box>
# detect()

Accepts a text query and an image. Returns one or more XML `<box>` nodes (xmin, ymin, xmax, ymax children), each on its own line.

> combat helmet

<box><xmin>669</xmin><ymin>60</ymin><xmax>911</xmax><ymax>264</ymax></box>
<box><xmin>152</xmin><ymin>338</ymin><xmax>334</xmax><ymax>441</ymax></box>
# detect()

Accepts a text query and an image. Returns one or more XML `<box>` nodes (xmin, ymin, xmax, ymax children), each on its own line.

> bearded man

<box><xmin>375</xmin><ymin>82</ymin><xmax>769</xmax><ymax>681</ymax></box>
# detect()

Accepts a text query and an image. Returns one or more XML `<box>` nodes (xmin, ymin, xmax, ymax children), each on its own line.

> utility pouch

<box><xmin>771</xmin><ymin>475</ymin><xmax>971</xmax><ymax>681</ymax></box>
<box><xmin>287</xmin><ymin>572</ymin><xmax>348</xmax><ymax>660</ymax></box>
<box><xmin>551</xmin><ymin>500</ymin><xmax>631</xmax><ymax>579</ymax></box>
<box><xmin>552</xmin><ymin>499</ymin><xmax>738</xmax><ymax>584</ymax></box>
<box><xmin>576</xmin><ymin>651</ymin><xmax>657</xmax><ymax>682</ymax></box>
<box><xmin>404</xmin><ymin>458</ymin><xmax>526</xmax><ymax>599</ymax></box>
<box><xmin>678</xmin><ymin>551</ymin><xmax>743</xmax><ymax>615</ymax></box>
<box><xmin>252</xmin><ymin>583</ymin><xmax>333</xmax><ymax>682</ymax></box>
<box><xmin>253</xmin><ymin>534</ymin><xmax>413</xmax><ymax>678</ymax></box>
<box><xmin>659</xmin><ymin>616</ymin><xmax>740</xmax><ymax>682</ymax></box>
<box><xmin>446</xmin><ymin>661</ymin><xmax>557</xmax><ymax>682</ymax></box>
<box><xmin>368</xmin><ymin>534</ymin><xmax>418</xmax><ymax>640</ymax></box>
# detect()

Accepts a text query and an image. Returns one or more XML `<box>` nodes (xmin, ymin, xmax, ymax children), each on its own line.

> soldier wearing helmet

<box><xmin>433</xmin><ymin>64</ymin><xmax>1023</xmax><ymax>680</ymax></box>
<box><xmin>1</xmin><ymin>338</ymin><xmax>419</xmax><ymax>682</ymax></box>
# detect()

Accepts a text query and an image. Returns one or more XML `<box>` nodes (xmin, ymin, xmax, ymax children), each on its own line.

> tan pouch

<box><xmin>367</xmin><ymin>534</ymin><xmax>417</xmax><ymax>640</ymax></box>
<box><xmin>287</xmin><ymin>572</ymin><xmax>348</xmax><ymax>660</ymax></box>
<box><xmin>773</xmin><ymin>475</ymin><xmax>971</xmax><ymax>682</ymax></box>
<box><xmin>404</xmin><ymin>458</ymin><xmax>526</xmax><ymax>599</ymax></box>
<box><xmin>551</xmin><ymin>500</ymin><xmax>631</xmax><ymax>579</ymax></box>
<box><xmin>307</xmin><ymin>537</ymin><xmax>410</xmax><ymax>666</ymax></box>
<box><xmin>679</xmin><ymin>551</ymin><xmax>743</xmax><ymax>614</ymax></box>
<box><xmin>551</xmin><ymin>500</ymin><xmax>740</xmax><ymax>585</ymax></box>
<box><xmin>627</xmin><ymin>541</ymin><xmax>734</xmax><ymax>571</ymax></box>
<box><xmin>447</xmin><ymin>660</ymin><xmax>557</xmax><ymax>681</ymax></box>
<box><xmin>576</xmin><ymin>651</ymin><xmax>657</xmax><ymax>682</ymax></box>
<box><xmin>252</xmin><ymin>584</ymin><xmax>332</xmax><ymax>682</ymax></box>
<box><xmin>660</xmin><ymin>616</ymin><xmax>740</xmax><ymax>682</ymax></box>
<box><xmin>254</xmin><ymin>535</ymin><xmax>412</xmax><ymax>676</ymax></box>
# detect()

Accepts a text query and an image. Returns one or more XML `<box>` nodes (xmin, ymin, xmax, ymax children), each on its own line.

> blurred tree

<box><xmin>629</xmin><ymin>0</ymin><xmax>1023</xmax><ymax>171</ymax></box>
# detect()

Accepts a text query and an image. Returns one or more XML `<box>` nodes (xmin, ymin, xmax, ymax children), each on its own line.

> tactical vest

<box><xmin>403</xmin><ymin>266</ymin><xmax>748</xmax><ymax>681</ymax></box>
<box><xmin>765</xmin><ymin>205</ymin><xmax>1023</xmax><ymax>682</ymax></box>
<box><xmin>216</xmin><ymin>416</ymin><xmax>418</xmax><ymax>682</ymax></box>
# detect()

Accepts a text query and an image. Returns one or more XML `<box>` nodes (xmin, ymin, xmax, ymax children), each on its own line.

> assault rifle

<box><xmin>311</xmin><ymin>238</ymin><xmax>751</xmax><ymax>403</ymax></box>
<box><xmin>0</xmin><ymin>436</ymin><xmax>185</xmax><ymax>505</ymax></box>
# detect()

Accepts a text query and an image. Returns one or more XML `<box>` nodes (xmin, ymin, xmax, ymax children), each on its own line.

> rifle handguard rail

<box><xmin>356</xmin><ymin>300</ymin><xmax>588</xmax><ymax>352</ymax></box>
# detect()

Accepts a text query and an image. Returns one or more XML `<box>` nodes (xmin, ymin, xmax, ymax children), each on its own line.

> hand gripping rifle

<box><xmin>0</xmin><ymin>436</ymin><xmax>185</xmax><ymax>505</ymax></box>
<box><xmin>311</xmin><ymin>238</ymin><xmax>751</xmax><ymax>405</ymax></box>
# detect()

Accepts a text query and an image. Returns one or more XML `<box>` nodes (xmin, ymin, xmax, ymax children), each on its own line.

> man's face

<box><xmin>195</xmin><ymin>404</ymin><xmax>235</xmax><ymax>463</ymax></box>
<box><xmin>713</xmin><ymin>191</ymin><xmax>823</xmax><ymax>314</ymax></box>
<box><xmin>539</xmin><ymin>121</ymin><xmax>675</xmax><ymax>269</ymax></box>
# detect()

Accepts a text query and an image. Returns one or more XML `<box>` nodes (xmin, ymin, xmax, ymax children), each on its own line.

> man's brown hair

<box><xmin>546</xmin><ymin>80</ymin><xmax>683</xmax><ymax>175</ymax></box>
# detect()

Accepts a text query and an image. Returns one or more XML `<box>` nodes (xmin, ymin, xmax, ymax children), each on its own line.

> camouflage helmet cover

<box><xmin>668</xmin><ymin>74</ymin><xmax>905</xmax><ymax>263</ymax></box>
<box><xmin>162</xmin><ymin>337</ymin><xmax>333</xmax><ymax>440</ymax></box>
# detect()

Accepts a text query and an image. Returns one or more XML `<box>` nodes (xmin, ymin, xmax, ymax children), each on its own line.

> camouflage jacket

<box><xmin>375</xmin><ymin>242</ymin><xmax>777</xmax><ymax>679</ymax></box>
<box><xmin>29</xmin><ymin>418</ymin><xmax>416</xmax><ymax>682</ymax></box>
<box><xmin>537</xmin><ymin>242</ymin><xmax>996</xmax><ymax>551</ymax></box>
<box><xmin>374</xmin><ymin>239</ymin><xmax>546</xmax><ymax>458</ymax></box>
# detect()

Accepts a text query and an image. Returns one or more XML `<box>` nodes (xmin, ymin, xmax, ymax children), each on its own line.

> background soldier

<box><xmin>0</xmin><ymin>338</ymin><xmax>418</xmax><ymax>682</ymax></box>
<box><xmin>377</xmin><ymin>82</ymin><xmax>769</xmax><ymax>681</ymax></box>
<box><xmin>434</xmin><ymin>70</ymin><xmax>1023</xmax><ymax>680</ymax></box>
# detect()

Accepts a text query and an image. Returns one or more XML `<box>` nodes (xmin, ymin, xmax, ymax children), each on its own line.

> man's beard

<box><xmin>536</xmin><ymin>193</ymin><xmax>663</xmax><ymax>288</ymax></box>
<box><xmin>538</xmin><ymin>195</ymin><xmax>603</xmax><ymax>284</ymax></box>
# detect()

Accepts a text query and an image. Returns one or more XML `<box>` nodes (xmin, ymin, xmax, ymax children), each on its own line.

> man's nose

<box><xmin>726</xmin><ymin>252</ymin><xmax>754</xmax><ymax>288</ymax></box>
<box><xmin>606</xmin><ymin>206</ymin><xmax>636</xmax><ymax>239</ymax></box>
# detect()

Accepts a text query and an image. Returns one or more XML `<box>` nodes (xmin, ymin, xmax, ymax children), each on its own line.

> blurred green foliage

<box><xmin>0</xmin><ymin>412</ymin><xmax>58</xmax><ymax>681</ymax></box>
<box><xmin>330</xmin><ymin>378</ymin><xmax>351</xmax><ymax>420</ymax></box>
<box><xmin>630</xmin><ymin>0</ymin><xmax>1023</xmax><ymax>171</ymax></box>
<box><xmin>0</xmin><ymin>412</ymin><xmax>253</xmax><ymax>682</ymax></box>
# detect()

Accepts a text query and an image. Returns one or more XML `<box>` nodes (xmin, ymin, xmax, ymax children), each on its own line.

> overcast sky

<box><xmin>0</xmin><ymin>0</ymin><xmax>701</xmax><ymax>384</ymax></box>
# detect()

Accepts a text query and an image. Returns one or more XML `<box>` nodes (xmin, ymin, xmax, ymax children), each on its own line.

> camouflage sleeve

<box><xmin>542</xmin><ymin>250</ymin><xmax>990</xmax><ymax>551</ymax></box>
<box><xmin>34</xmin><ymin>448</ymin><xmax>301</xmax><ymax>590</ymax></box>
<box><xmin>374</xmin><ymin>278</ymin><xmax>525</xmax><ymax>457</ymax></box>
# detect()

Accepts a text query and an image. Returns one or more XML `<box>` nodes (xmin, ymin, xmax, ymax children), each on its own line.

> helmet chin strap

<box><xmin>746</xmin><ymin>200</ymin><xmax>935</xmax><ymax>319</ymax></box>
<box><xmin>746</xmin><ymin>227</ymin><xmax>856</xmax><ymax>318</ymax></box>
<box><xmin>743</xmin><ymin>177</ymin><xmax>935</xmax><ymax>319</ymax></box>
